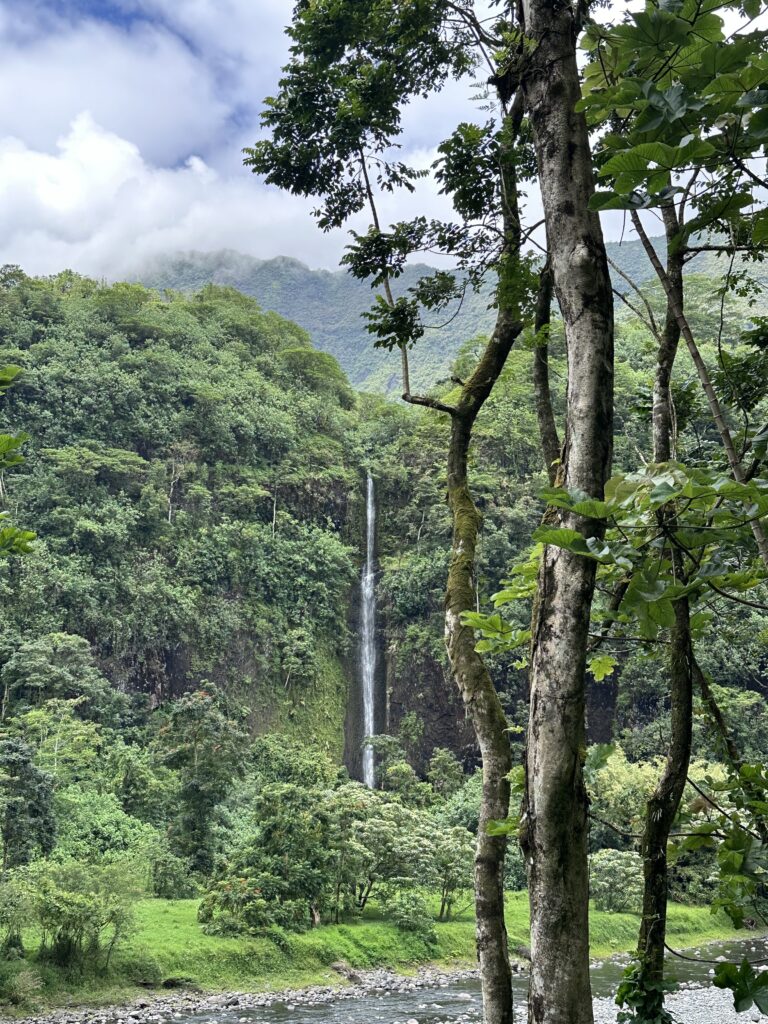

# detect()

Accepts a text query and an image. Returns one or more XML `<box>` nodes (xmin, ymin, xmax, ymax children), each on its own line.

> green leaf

<box><xmin>486</xmin><ymin>818</ymin><xmax>517</xmax><ymax>837</ymax></box>
<box><xmin>532</xmin><ymin>526</ymin><xmax>590</xmax><ymax>555</ymax></box>
<box><xmin>754</xmin><ymin>209</ymin><xmax>768</xmax><ymax>246</ymax></box>
<box><xmin>587</xmin><ymin>654</ymin><xmax>618</xmax><ymax>682</ymax></box>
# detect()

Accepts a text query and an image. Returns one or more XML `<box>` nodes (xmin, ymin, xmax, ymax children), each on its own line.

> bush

<box><xmin>151</xmin><ymin>851</ymin><xmax>200</xmax><ymax>900</ymax></box>
<box><xmin>383</xmin><ymin>890</ymin><xmax>436</xmax><ymax>942</ymax></box>
<box><xmin>27</xmin><ymin>859</ymin><xmax>139</xmax><ymax>970</ymax></box>
<box><xmin>0</xmin><ymin>871</ymin><xmax>34</xmax><ymax>955</ymax></box>
<box><xmin>589</xmin><ymin>849</ymin><xmax>644</xmax><ymax>913</ymax></box>
<box><xmin>0</xmin><ymin>964</ymin><xmax>44</xmax><ymax>1007</ymax></box>
<box><xmin>53</xmin><ymin>785</ymin><xmax>161</xmax><ymax>867</ymax></box>
<box><xmin>119</xmin><ymin>951</ymin><xmax>164</xmax><ymax>987</ymax></box>
<box><xmin>198</xmin><ymin>874</ymin><xmax>307</xmax><ymax>935</ymax></box>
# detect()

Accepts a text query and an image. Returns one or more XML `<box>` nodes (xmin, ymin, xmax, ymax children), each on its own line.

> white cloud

<box><xmin>0</xmin><ymin>114</ymin><xmax>451</xmax><ymax>278</ymax></box>
<box><xmin>0</xmin><ymin>10</ymin><xmax>228</xmax><ymax>164</ymax></box>
<box><xmin>0</xmin><ymin>1</ymin><xmax>659</xmax><ymax>283</ymax></box>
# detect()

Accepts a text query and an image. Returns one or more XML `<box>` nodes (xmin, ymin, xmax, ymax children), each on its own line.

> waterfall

<box><xmin>360</xmin><ymin>473</ymin><xmax>377</xmax><ymax>788</ymax></box>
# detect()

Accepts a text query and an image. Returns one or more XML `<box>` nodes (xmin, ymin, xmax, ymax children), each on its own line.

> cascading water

<box><xmin>360</xmin><ymin>473</ymin><xmax>377</xmax><ymax>788</ymax></box>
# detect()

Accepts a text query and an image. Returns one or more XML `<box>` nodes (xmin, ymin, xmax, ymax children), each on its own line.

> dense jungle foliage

<box><xmin>0</xmin><ymin>263</ymin><xmax>765</xmax><ymax>1008</ymax></box>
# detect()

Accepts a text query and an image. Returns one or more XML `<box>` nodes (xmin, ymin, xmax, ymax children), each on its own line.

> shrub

<box><xmin>589</xmin><ymin>849</ymin><xmax>644</xmax><ymax>913</ymax></box>
<box><xmin>0</xmin><ymin>871</ymin><xmax>34</xmax><ymax>955</ymax></box>
<box><xmin>150</xmin><ymin>851</ymin><xmax>200</xmax><ymax>900</ymax></box>
<box><xmin>0</xmin><ymin>964</ymin><xmax>44</xmax><ymax>1007</ymax></box>
<box><xmin>28</xmin><ymin>859</ymin><xmax>138</xmax><ymax>970</ymax></box>
<box><xmin>383</xmin><ymin>890</ymin><xmax>436</xmax><ymax>942</ymax></box>
<box><xmin>198</xmin><ymin>874</ymin><xmax>307</xmax><ymax>935</ymax></box>
<box><xmin>53</xmin><ymin>786</ymin><xmax>160</xmax><ymax>867</ymax></box>
<box><xmin>119</xmin><ymin>951</ymin><xmax>164</xmax><ymax>987</ymax></box>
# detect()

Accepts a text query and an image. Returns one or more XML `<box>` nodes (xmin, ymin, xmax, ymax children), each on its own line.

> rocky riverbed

<box><xmin>4</xmin><ymin>960</ymin><xmax>765</xmax><ymax>1024</ymax></box>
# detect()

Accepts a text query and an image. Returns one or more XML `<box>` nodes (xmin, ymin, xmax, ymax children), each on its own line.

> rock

<box><xmin>330</xmin><ymin>960</ymin><xmax>362</xmax><ymax>984</ymax></box>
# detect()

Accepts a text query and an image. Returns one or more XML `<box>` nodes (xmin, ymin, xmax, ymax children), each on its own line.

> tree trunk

<box><xmin>586</xmin><ymin>676</ymin><xmax>619</xmax><ymax>745</ymax></box>
<box><xmin>635</xmin><ymin>205</ymin><xmax>693</xmax><ymax>1000</ymax></box>
<box><xmin>445</xmin><ymin>306</ymin><xmax>523</xmax><ymax>1024</ymax></box>
<box><xmin>653</xmin><ymin>207</ymin><xmax>683</xmax><ymax>464</ymax></box>
<box><xmin>520</xmin><ymin>5</ymin><xmax>614</xmax><ymax>1023</ymax></box>
<box><xmin>637</xmin><ymin>591</ymin><xmax>693</xmax><ymax>982</ymax></box>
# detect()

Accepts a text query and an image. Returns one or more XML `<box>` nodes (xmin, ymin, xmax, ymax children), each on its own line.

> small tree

<box><xmin>1</xmin><ymin>633</ymin><xmax>122</xmax><ymax>724</ymax></box>
<box><xmin>431</xmin><ymin>826</ymin><xmax>475</xmax><ymax>921</ymax></box>
<box><xmin>0</xmin><ymin>738</ymin><xmax>55</xmax><ymax>872</ymax></box>
<box><xmin>158</xmin><ymin>686</ymin><xmax>248</xmax><ymax>875</ymax></box>
<box><xmin>589</xmin><ymin>850</ymin><xmax>644</xmax><ymax>914</ymax></box>
<box><xmin>427</xmin><ymin>747</ymin><xmax>465</xmax><ymax>798</ymax></box>
<box><xmin>200</xmin><ymin>781</ymin><xmax>336</xmax><ymax>933</ymax></box>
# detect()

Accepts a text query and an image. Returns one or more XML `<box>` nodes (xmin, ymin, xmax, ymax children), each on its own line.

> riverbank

<box><xmin>0</xmin><ymin>895</ymin><xmax>749</xmax><ymax>1019</ymax></box>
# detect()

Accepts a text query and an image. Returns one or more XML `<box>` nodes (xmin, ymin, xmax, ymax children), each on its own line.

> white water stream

<box><xmin>360</xmin><ymin>473</ymin><xmax>377</xmax><ymax>788</ymax></box>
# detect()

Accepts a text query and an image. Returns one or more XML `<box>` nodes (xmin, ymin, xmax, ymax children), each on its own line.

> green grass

<box><xmin>2</xmin><ymin>895</ymin><xmax>748</xmax><ymax>1016</ymax></box>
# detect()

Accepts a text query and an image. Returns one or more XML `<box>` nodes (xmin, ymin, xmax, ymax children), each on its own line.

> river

<box><xmin>11</xmin><ymin>938</ymin><xmax>767</xmax><ymax>1024</ymax></box>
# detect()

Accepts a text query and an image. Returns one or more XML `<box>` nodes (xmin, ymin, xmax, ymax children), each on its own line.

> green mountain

<box><xmin>134</xmin><ymin>240</ymin><xmax>752</xmax><ymax>394</ymax></box>
<box><xmin>133</xmin><ymin>250</ymin><xmax>495</xmax><ymax>393</ymax></box>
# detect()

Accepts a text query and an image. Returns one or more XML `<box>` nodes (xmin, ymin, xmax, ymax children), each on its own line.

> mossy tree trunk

<box><xmin>445</xmin><ymin>306</ymin><xmax>523</xmax><ymax>1024</ymax></box>
<box><xmin>519</xmin><ymin>4</ymin><xmax>614</xmax><ymax>1022</ymax></box>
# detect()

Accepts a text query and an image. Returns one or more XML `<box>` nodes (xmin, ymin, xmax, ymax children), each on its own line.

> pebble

<box><xmin>5</xmin><ymin>959</ymin><xmax>767</xmax><ymax>1024</ymax></box>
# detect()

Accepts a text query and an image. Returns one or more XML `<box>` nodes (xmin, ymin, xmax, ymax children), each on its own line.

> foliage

<box><xmin>589</xmin><ymin>850</ymin><xmax>644</xmax><ymax>913</ymax></box>
<box><xmin>22</xmin><ymin>859</ymin><xmax>139</xmax><ymax>971</ymax></box>
<box><xmin>157</xmin><ymin>686</ymin><xmax>248</xmax><ymax>875</ymax></box>
<box><xmin>200</xmin><ymin>780</ymin><xmax>474</xmax><ymax>936</ymax></box>
<box><xmin>51</xmin><ymin>786</ymin><xmax>160</xmax><ymax>867</ymax></box>
<box><xmin>382</xmin><ymin>890</ymin><xmax>436</xmax><ymax>942</ymax></box>
<box><xmin>150</xmin><ymin>850</ymin><xmax>199</xmax><ymax>901</ymax></box>
<box><xmin>427</xmin><ymin>747</ymin><xmax>465</xmax><ymax>798</ymax></box>
<box><xmin>0</xmin><ymin>738</ymin><xmax>55</xmax><ymax>870</ymax></box>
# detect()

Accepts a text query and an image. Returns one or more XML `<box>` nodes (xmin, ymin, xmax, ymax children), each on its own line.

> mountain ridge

<box><xmin>132</xmin><ymin>239</ymin><xmax>738</xmax><ymax>393</ymax></box>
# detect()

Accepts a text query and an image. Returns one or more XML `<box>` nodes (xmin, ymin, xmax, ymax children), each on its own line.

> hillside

<box><xmin>132</xmin><ymin>251</ymin><xmax>496</xmax><ymax>393</ymax></box>
<box><xmin>132</xmin><ymin>240</ymin><xmax>755</xmax><ymax>394</ymax></box>
<box><xmin>0</xmin><ymin>267</ymin><xmax>766</xmax><ymax>1016</ymax></box>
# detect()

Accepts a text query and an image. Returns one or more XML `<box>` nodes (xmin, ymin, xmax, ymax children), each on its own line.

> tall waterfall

<box><xmin>360</xmin><ymin>473</ymin><xmax>377</xmax><ymax>788</ymax></box>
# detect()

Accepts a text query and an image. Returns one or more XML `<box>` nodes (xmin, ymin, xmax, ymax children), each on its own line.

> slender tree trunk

<box><xmin>520</xmin><ymin>6</ymin><xmax>614</xmax><ymax>1023</ymax></box>
<box><xmin>653</xmin><ymin>207</ymin><xmax>683</xmax><ymax>464</ymax></box>
<box><xmin>637</xmin><ymin>588</ymin><xmax>693</xmax><ymax>982</ymax></box>
<box><xmin>445</xmin><ymin>306</ymin><xmax>523</xmax><ymax>1024</ymax></box>
<box><xmin>636</xmin><ymin>206</ymin><xmax>693</xmax><ymax>997</ymax></box>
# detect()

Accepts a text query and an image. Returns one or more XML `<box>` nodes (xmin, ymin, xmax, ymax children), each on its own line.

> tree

<box><xmin>158</xmin><ymin>686</ymin><xmax>248</xmax><ymax>875</ymax></box>
<box><xmin>0</xmin><ymin>364</ymin><xmax>35</xmax><ymax>570</ymax></box>
<box><xmin>516</xmin><ymin>4</ymin><xmax>615</xmax><ymax>1021</ymax></box>
<box><xmin>1</xmin><ymin>632</ymin><xmax>122</xmax><ymax>723</ymax></box>
<box><xmin>0</xmin><ymin>738</ymin><xmax>55</xmax><ymax>871</ymax></box>
<box><xmin>431</xmin><ymin>825</ymin><xmax>475</xmax><ymax>921</ymax></box>
<box><xmin>578</xmin><ymin>5</ymin><xmax>768</xmax><ymax>1013</ymax></box>
<box><xmin>428</xmin><ymin>747</ymin><xmax>465</xmax><ymax>798</ymax></box>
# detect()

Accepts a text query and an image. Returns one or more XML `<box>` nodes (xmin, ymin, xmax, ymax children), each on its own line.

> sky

<box><xmin>0</xmin><ymin>0</ymin><xmax>639</xmax><ymax>280</ymax></box>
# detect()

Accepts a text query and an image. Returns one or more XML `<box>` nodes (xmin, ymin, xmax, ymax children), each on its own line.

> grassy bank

<box><xmin>0</xmin><ymin>894</ymin><xmax>747</xmax><ymax>1016</ymax></box>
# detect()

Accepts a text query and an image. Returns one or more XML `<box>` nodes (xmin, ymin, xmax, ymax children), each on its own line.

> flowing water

<box><xmin>90</xmin><ymin>937</ymin><xmax>768</xmax><ymax>1024</ymax></box>
<box><xmin>360</xmin><ymin>473</ymin><xmax>377</xmax><ymax>788</ymax></box>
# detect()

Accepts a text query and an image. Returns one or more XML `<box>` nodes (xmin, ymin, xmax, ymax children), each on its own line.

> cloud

<box><xmin>0</xmin><ymin>113</ymin><xmax>463</xmax><ymax>279</ymax></box>
<box><xmin>0</xmin><ymin>7</ymin><xmax>228</xmax><ymax>164</ymax></box>
<box><xmin>0</xmin><ymin>1</ymin><xmax>651</xmax><ymax>284</ymax></box>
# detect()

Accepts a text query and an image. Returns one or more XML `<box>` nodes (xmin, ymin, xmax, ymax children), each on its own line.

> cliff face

<box><xmin>0</xmin><ymin>270</ymin><xmax>480</xmax><ymax>778</ymax></box>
